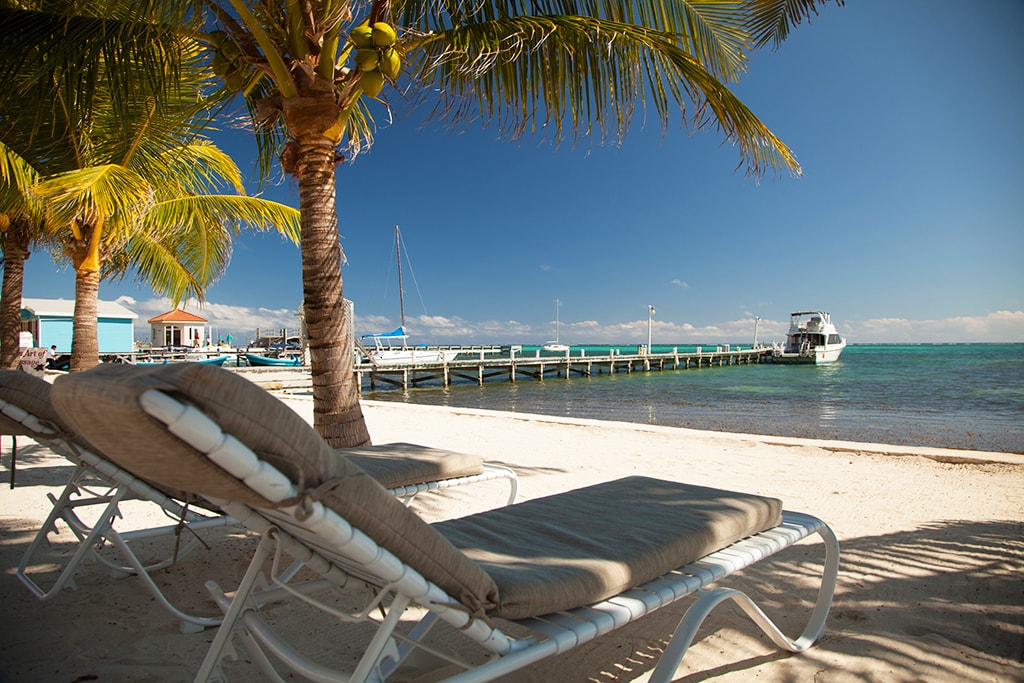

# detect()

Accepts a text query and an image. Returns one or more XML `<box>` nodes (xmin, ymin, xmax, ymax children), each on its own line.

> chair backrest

<box><xmin>52</xmin><ymin>363</ymin><xmax>500</xmax><ymax>616</ymax></box>
<box><xmin>0</xmin><ymin>370</ymin><xmax>65</xmax><ymax>438</ymax></box>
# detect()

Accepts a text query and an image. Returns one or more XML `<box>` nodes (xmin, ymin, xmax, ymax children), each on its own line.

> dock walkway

<box><xmin>356</xmin><ymin>346</ymin><xmax>772</xmax><ymax>391</ymax></box>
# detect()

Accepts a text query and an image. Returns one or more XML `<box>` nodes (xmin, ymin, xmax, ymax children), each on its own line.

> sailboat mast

<box><xmin>395</xmin><ymin>226</ymin><xmax>405</xmax><ymax>330</ymax></box>
<box><xmin>554</xmin><ymin>298</ymin><xmax>560</xmax><ymax>342</ymax></box>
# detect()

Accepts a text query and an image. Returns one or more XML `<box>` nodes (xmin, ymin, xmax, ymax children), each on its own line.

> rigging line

<box><xmin>395</xmin><ymin>227</ymin><xmax>430</xmax><ymax>319</ymax></box>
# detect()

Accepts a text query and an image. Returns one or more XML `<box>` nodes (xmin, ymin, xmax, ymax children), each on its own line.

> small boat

<box><xmin>772</xmin><ymin>311</ymin><xmax>846</xmax><ymax>364</ymax></box>
<box><xmin>193</xmin><ymin>354</ymin><xmax>231</xmax><ymax>366</ymax></box>
<box><xmin>243</xmin><ymin>353</ymin><xmax>302</xmax><ymax>367</ymax></box>
<box><xmin>542</xmin><ymin>298</ymin><xmax>569</xmax><ymax>353</ymax></box>
<box><xmin>358</xmin><ymin>226</ymin><xmax>460</xmax><ymax>366</ymax></box>
<box><xmin>136</xmin><ymin>354</ymin><xmax>231</xmax><ymax>366</ymax></box>
<box><xmin>360</xmin><ymin>327</ymin><xmax>459</xmax><ymax>365</ymax></box>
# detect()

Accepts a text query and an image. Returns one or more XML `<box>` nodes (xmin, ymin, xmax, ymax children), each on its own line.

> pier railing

<box><xmin>355</xmin><ymin>346</ymin><xmax>773</xmax><ymax>391</ymax></box>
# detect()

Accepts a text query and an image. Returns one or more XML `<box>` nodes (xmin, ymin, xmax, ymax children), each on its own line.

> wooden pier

<box><xmin>356</xmin><ymin>346</ymin><xmax>772</xmax><ymax>391</ymax></box>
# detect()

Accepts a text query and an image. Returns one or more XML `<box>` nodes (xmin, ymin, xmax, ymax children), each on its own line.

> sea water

<box><xmin>362</xmin><ymin>343</ymin><xmax>1024</xmax><ymax>454</ymax></box>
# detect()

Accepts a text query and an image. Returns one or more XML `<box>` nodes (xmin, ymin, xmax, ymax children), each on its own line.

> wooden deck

<box><xmin>356</xmin><ymin>347</ymin><xmax>772</xmax><ymax>391</ymax></box>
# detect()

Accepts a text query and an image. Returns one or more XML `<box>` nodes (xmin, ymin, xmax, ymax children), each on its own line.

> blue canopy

<box><xmin>362</xmin><ymin>326</ymin><xmax>407</xmax><ymax>339</ymax></box>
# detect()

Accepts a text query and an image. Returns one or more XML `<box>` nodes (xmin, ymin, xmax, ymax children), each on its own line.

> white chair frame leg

<box><xmin>17</xmin><ymin>461</ymin><xmax>233</xmax><ymax>633</ymax></box>
<box><xmin>649</xmin><ymin>522</ymin><xmax>840</xmax><ymax>683</ymax></box>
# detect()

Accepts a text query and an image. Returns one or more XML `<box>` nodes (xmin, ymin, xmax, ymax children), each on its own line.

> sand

<box><xmin>1</xmin><ymin>384</ymin><xmax>1022</xmax><ymax>682</ymax></box>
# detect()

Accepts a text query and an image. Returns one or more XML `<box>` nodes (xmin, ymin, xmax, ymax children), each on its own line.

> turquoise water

<box><xmin>362</xmin><ymin>343</ymin><xmax>1024</xmax><ymax>454</ymax></box>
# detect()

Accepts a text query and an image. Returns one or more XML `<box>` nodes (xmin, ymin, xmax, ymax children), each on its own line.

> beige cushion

<box><xmin>0</xmin><ymin>370</ymin><xmax>64</xmax><ymax>436</ymax></box>
<box><xmin>343</xmin><ymin>443</ymin><xmax>483</xmax><ymax>489</ymax></box>
<box><xmin>52</xmin><ymin>363</ymin><xmax>500</xmax><ymax>616</ymax></box>
<box><xmin>0</xmin><ymin>369</ymin><xmax>205</xmax><ymax>505</ymax></box>
<box><xmin>437</xmin><ymin>476</ymin><xmax>783</xmax><ymax>619</ymax></box>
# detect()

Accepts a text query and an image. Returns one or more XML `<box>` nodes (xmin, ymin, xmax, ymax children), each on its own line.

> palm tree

<box><xmin>181</xmin><ymin>0</ymin><xmax>842</xmax><ymax>448</ymax></box>
<box><xmin>1</xmin><ymin>4</ymin><xmax>301</xmax><ymax>371</ymax></box>
<box><xmin>0</xmin><ymin>142</ymin><xmax>43</xmax><ymax>369</ymax></box>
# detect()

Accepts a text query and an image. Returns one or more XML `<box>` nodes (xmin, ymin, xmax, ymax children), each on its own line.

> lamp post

<box><xmin>754</xmin><ymin>316</ymin><xmax>761</xmax><ymax>348</ymax></box>
<box><xmin>647</xmin><ymin>304</ymin><xmax>655</xmax><ymax>354</ymax></box>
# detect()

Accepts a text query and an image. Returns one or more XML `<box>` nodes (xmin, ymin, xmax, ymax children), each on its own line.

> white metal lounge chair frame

<box><xmin>2</xmin><ymin>391</ymin><xmax>516</xmax><ymax>634</ymax></box>
<box><xmin>140</xmin><ymin>388</ymin><xmax>840</xmax><ymax>682</ymax></box>
<box><xmin>1</xmin><ymin>393</ymin><xmax>235</xmax><ymax>632</ymax></box>
<box><xmin>388</xmin><ymin>462</ymin><xmax>517</xmax><ymax>506</ymax></box>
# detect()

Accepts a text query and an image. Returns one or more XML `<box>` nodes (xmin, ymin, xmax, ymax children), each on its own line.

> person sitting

<box><xmin>45</xmin><ymin>345</ymin><xmax>58</xmax><ymax>369</ymax></box>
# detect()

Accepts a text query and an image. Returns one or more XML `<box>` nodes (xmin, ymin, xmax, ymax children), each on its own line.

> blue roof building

<box><xmin>20</xmin><ymin>298</ymin><xmax>138</xmax><ymax>354</ymax></box>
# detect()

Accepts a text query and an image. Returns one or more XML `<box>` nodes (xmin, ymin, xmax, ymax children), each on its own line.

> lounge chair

<box><xmin>53</xmin><ymin>363</ymin><xmax>839</xmax><ymax>682</ymax></box>
<box><xmin>0</xmin><ymin>369</ymin><xmax>515</xmax><ymax>633</ymax></box>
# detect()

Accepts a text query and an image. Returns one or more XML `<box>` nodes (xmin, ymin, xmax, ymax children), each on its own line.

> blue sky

<box><xmin>21</xmin><ymin>0</ymin><xmax>1024</xmax><ymax>345</ymax></box>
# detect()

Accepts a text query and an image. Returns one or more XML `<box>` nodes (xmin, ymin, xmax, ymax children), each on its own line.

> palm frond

<box><xmin>0</xmin><ymin>6</ymin><xmax>198</xmax><ymax>139</ymax></box>
<box><xmin>126</xmin><ymin>192</ymin><xmax>300</xmax><ymax>301</ymax></box>
<box><xmin>151</xmin><ymin>140</ymin><xmax>248</xmax><ymax>197</ymax></box>
<box><xmin>145</xmin><ymin>194</ymin><xmax>301</xmax><ymax>244</ymax></box>
<box><xmin>32</xmin><ymin>164</ymin><xmax>152</xmax><ymax>238</ymax></box>
<box><xmin>394</xmin><ymin>0</ymin><xmax>841</xmax><ymax>176</ymax></box>
<box><xmin>116</xmin><ymin>229</ymin><xmax>216</xmax><ymax>304</ymax></box>
<box><xmin>0</xmin><ymin>139</ymin><xmax>42</xmax><ymax>216</ymax></box>
<box><xmin>745</xmin><ymin>0</ymin><xmax>844</xmax><ymax>50</ymax></box>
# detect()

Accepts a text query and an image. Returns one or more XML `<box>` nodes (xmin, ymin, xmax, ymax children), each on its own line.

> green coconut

<box><xmin>219</xmin><ymin>40</ymin><xmax>241</xmax><ymax>61</ymax></box>
<box><xmin>225</xmin><ymin>70</ymin><xmax>246</xmax><ymax>92</ymax></box>
<box><xmin>372</xmin><ymin>22</ymin><xmax>397</xmax><ymax>47</ymax></box>
<box><xmin>355</xmin><ymin>48</ymin><xmax>379</xmax><ymax>72</ymax></box>
<box><xmin>379</xmin><ymin>47</ymin><xmax>401</xmax><ymax>78</ymax></box>
<box><xmin>361</xmin><ymin>69</ymin><xmax>385</xmax><ymax>97</ymax></box>
<box><xmin>211</xmin><ymin>52</ymin><xmax>231</xmax><ymax>77</ymax></box>
<box><xmin>350</xmin><ymin>24</ymin><xmax>373</xmax><ymax>48</ymax></box>
<box><xmin>206</xmin><ymin>30</ymin><xmax>228</xmax><ymax>48</ymax></box>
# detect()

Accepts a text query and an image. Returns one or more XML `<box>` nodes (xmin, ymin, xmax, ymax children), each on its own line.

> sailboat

<box><xmin>542</xmin><ymin>298</ymin><xmax>570</xmax><ymax>352</ymax></box>
<box><xmin>359</xmin><ymin>226</ymin><xmax>460</xmax><ymax>365</ymax></box>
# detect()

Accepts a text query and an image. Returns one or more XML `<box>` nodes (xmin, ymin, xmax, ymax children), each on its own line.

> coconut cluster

<box><xmin>350</xmin><ymin>22</ymin><xmax>399</xmax><ymax>97</ymax></box>
<box><xmin>208</xmin><ymin>30</ymin><xmax>249</xmax><ymax>92</ymax></box>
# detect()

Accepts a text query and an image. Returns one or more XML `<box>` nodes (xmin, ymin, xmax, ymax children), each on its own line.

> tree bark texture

<box><xmin>293</xmin><ymin>131</ymin><xmax>372</xmax><ymax>448</ymax></box>
<box><xmin>69</xmin><ymin>269</ymin><xmax>100</xmax><ymax>371</ymax></box>
<box><xmin>0</xmin><ymin>217</ymin><xmax>31</xmax><ymax>369</ymax></box>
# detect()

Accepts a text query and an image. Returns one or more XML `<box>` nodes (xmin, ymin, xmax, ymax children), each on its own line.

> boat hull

<box><xmin>136</xmin><ymin>354</ymin><xmax>230</xmax><ymax>366</ymax></box>
<box><xmin>772</xmin><ymin>343</ymin><xmax>845</xmax><ymax>364</ymax></box>
<box><xmin>243</xmin><ymin>353</ymin><xmax>302</xmax><ymax>367</ymax></box>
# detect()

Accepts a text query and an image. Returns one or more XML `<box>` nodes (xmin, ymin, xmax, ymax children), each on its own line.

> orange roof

<box><xmin>147</xmin><ymin>309</ymin><xmax>208</xmax><ymax>324</ymax></box>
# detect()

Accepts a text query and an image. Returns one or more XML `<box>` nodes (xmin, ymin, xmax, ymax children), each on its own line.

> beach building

<box><xmin>147</xmin><ymin>309</ymin><xmax>208</xmax><ymax>348</ymax></box>
<box><xmin>20</xmin><ymin>298</ymin><xmax>137</xmax><ymax>353</ymax></box>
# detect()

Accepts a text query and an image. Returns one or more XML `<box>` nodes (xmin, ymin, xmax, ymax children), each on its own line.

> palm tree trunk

<box><xmin>69</xmin><ymin>269</ymin><xmax>101</xmax><ymax>372</ymax></box>
<box><xmin>293</xmin><ymin>132</ymin><xmax>372</xmax><ymax>448</ymax></box>
<box><xmin>0</xmin><ymin>217</ymin><xmax>31</xmax><ymax>369</ymax></box>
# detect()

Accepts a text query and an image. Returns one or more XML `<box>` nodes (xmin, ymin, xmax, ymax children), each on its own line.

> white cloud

<box><xmin>671</xmin><ymin>279</ymin><xmax>689</xmax><ymax>288</ymax></box>
<box><xmin>117</xmin><ymin>298</ymin><xmax>1024</xmax><ymax>345</ymax></box>
<box><xmin>848</xmin><ymin>310</ymin><xmax>1024</xmax><ymax>344</ymax></box>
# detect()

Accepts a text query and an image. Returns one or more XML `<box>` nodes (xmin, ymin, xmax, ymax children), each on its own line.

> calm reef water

<box><xmin>362</xmin><ymin>343</ymin><xmax>1024</xmax><ymax>454</ymax></box>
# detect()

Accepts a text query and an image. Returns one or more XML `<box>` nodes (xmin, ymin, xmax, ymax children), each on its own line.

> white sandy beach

<box><xmin>1</xmin><ymin>378</ymin><xmax>1022</xmax><ymax>682</ymax></box>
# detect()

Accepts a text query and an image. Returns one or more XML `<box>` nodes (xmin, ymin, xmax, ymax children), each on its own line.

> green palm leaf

<box><xmin>0</xmin><ymin>140</ymin><xmax>41</xmax><ymax>216</ymax></box>
<box><xmin>32</xmin><ymin>164</ymin><xmax>152</xmax><ymax>239</ymax></box>
<box><xmin>145</xmin><ymin>195</ymin><xmax>301</xmax><ymax>243</ymax></box>
<box><xmin>127</xmin><ymin>194</ymin><xmax>300</xmax><ymax>302</ymax></box>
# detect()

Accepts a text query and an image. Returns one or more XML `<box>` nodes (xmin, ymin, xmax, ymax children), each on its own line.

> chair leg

<box><xmin>98</xmin><ymin>522</ymin><xmax>225</xmax><ymax>633</ymax></box>
<box><xmin>649</xmin><ymin>523</ymin><xmax>840</xmax><ymax>683</ymax></box>
<box><xmin>195</xmin><ymin>530</ymin><xmax>279</xmax><ymax>682</ymax></box>
<box><xmin>17</xmin><ymin>466</ymin><xmax>126</xmax><ymax>599</ymax></box>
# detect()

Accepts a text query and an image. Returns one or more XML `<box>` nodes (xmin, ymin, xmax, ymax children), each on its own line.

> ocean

<box><xmin>361</xmin><ymin>343</ymin><xmax>1024</xmax><ymax>454</ymax></box>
